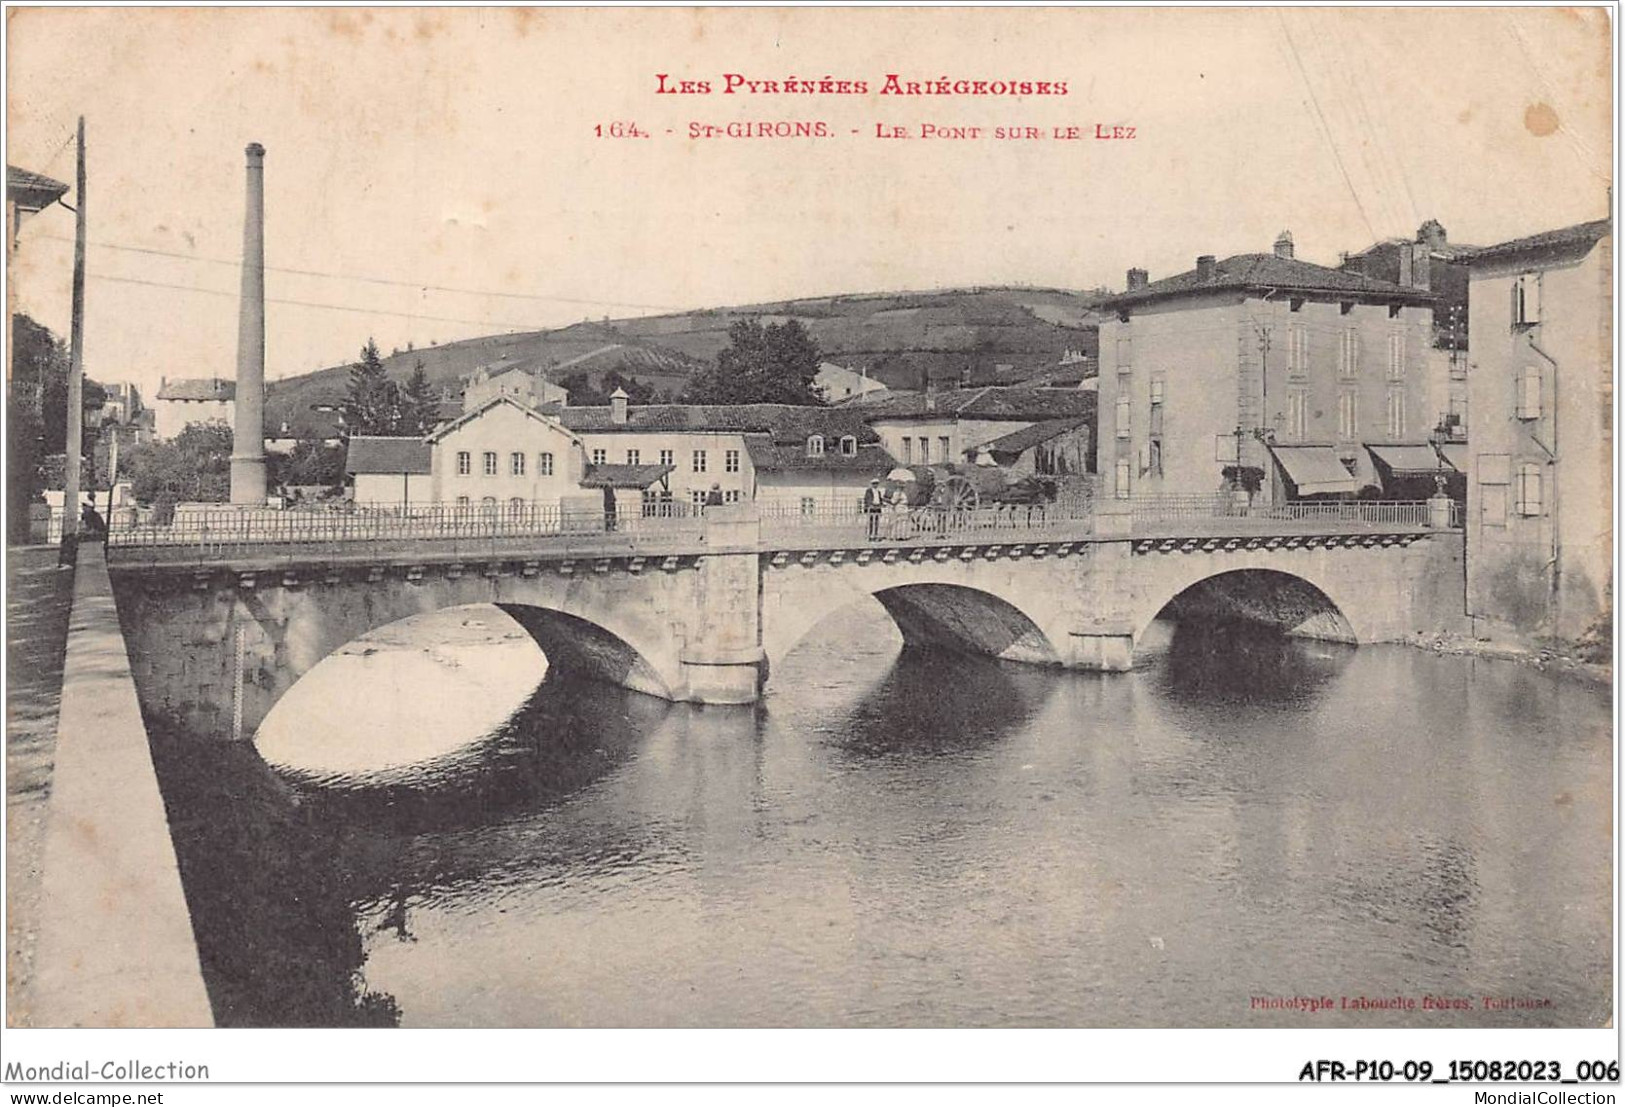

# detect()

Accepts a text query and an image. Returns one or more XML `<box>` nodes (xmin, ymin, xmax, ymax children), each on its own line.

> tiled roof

<box><xmin>1462</xmin><ymin>218</ymin><xmax>1611</xmax><ymax>265</ymax></box>
<box><xmin>860</xmin><ymin>386</ymin><xmax>1096</xmax><ymax>422</ymax></box>
<box><xmin>979</xmin><ymin>416</ymin><xmax>1092</xmax><ymax>457</ymax></box>
<box><xmin>156</xmin><ymin>378</ymin><xmax>234</xmax><ymax>401</ymax></box>
<box><xmin>558</xmin><ymin>402</ymin><xmax>881</xmax><ymax>445</ymax></box>
<box><xmin>741</xmin><ymin>433</ymin><xmax>896</xmax><ymax>474</ymax></box>
<box><xmin>1105</xmin><ymin>254</ymin><xmax>1433</xmax><ymax>308</ymax></box>
<box><xmin>7</xmin><ymin>165</ymin><xmax>68</xmax><ymax>204</ymax></box>
<box><xmin>345</xmin><ymin>436</ymin><xmax>432</xmax><ymax>475</ymax></box>
<box><xmin>578</xmin><ymin>462</ymin><xmax>675</xmax><ymax>489</ymax></box>
<box><xmin>426</xmin><ymin>394</ymin><xmax>583</xmax><ymax>444</ymax></box>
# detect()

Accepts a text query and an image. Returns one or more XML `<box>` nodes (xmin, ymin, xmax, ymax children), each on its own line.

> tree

<box><xmin>399</xmin><ymin>359</ymin><xmax>439</xmax><ymax>436</ymax></box>
<box><xmin>683</xmin><ymin>318</ymin><xmax>823</xmax><ymax>405</ymax></box>
<box><xmin>559</xmin><ymin>368</ymin><xmax>661</xmax><ymax>406</ymax></box>
<box><xmin>125</xmin><ymin>421</ymin><xmax>234</xmax><ymax>512</ymax></box>
<box><xmin>269</xmin><ymin>438</ymin><xmax>344</xmax><ymax>491</ymax></box>
<box><xmin>341</xmin><ymin>338</ymin><xmax>400</xmax><ymax>436</ymax></box>
<box><xmin>7</xmin><ymin>314</ymin><xmax>107</xmax><ymax>540</ymax></box>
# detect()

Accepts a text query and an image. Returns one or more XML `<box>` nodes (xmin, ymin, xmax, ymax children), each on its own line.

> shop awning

<box><xmin>1366</xmin><ymin>443</ymin><xmax>1447</xmax><ymax>475</ymax></box>
<box><xmin>1269</xmin><ymin>445</ymin><xmax>1359</xmax><ymax>495</ymax></box>
<box><xmin>1437</xmin><ymin>443</ymin><xmax>1468</xmax><ymax>473</ymax></box>
<box><xmin>578</xmin><ymin>463</ymin><xmax>675</xmax><ymax>489</ymax></box>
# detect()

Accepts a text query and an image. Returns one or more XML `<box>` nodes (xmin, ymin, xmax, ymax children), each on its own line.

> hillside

<box><xmin>265</xmin><ymin>286</ymin><xmax>1101</xmax><ymax>436</ymax></box>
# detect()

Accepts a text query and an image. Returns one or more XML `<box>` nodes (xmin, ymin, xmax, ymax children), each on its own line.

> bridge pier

<box><xmin>679</xmin><ymin>504</ymin><xmax>766</xmax><ymax>705</ymax></box>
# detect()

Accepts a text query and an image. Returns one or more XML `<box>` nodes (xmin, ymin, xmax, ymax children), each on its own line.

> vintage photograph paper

<box><xmin>2</xmin><ymin>2</ymin><xmax>1614</xmax><ymax>1069</ymax></box>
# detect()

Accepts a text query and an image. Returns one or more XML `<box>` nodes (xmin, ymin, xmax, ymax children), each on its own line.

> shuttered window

<box><xmin>1516</xmin><ymin>365</ymin><xmax>1543</xmax><ymax>419</ymax></box>
<box><xmin>1515</xmin><ymin>462</ymin><xmax>1543</xmax><ymax>516</ymax></box>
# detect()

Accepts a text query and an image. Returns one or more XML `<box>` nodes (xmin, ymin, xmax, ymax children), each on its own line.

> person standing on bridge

<box><xmin>864</xmin><ymin>479</ymin><xmax>884</xmax><ymax>540</ymax></box>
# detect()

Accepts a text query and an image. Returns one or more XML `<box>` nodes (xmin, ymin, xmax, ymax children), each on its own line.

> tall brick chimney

<box><xmin>1274</xmin><ymin>231</ymin><xmax>1294</xmax><ymax>259</ymax></box>
<box><xmin>230</xmin><ymin>142</ymin><xmax>267</xmax><ymax>506</ymax></box>
<box><xmin>1126</xmin><ymin>267</ymin><xmax>1149</xmax><ymax>291</ymax></box>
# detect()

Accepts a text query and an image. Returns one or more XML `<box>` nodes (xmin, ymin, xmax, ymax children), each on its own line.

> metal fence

<box><xmin>105</xmin><ymin>500</ymin><xmax>707</xmax><ymax>563</ymax></box>
<box><xmin>1126</xmin><ymin>495</ymin><xmax>1460</xmax><ymax>529</ymax></box>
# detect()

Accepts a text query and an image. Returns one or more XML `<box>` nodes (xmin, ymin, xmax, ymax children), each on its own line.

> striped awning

<box><xmin>1367</xmin><ymin>443</ymin><xmax>1447</xmax><ymax>475</ymax></box>
<box><xmin>1269</xmin><ymin>445</ymin><xmax>1359</xmax><ymax>496</ymax></box>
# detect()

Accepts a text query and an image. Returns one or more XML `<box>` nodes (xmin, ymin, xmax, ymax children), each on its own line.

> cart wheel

<box><xmin>940</xmin><ymin>475</ymin><xmax>979</xmax><ymax>511</ymax></box>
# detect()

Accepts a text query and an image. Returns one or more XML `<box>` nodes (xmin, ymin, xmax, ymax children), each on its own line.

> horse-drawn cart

<box><xmin>878</xmin><ymin>463</ymin><xmax>1062</xmax><ymax>536</ymax></box>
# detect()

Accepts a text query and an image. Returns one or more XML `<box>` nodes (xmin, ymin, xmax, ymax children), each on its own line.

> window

<box><xmin>726</xmin><ymin>448</ymin><xmax>741</xmax><ymax>471</ymax></box>
<box><xmin>806</xmin><ymin>435</ymin><xmax>825</xmax><ymax>458</ymax></box>
<box><xmin>1288</xmin><ymin>326</ymin><xmax>1308</xmax><ymax>375</ymax></box>
<box><xmin>1388</xmin><ymin>303</ymin><xmax>1402</xmax><ymax>319</ymax></box>
<box><xmin>1288</xmin><ymin>389</ymin><xmax>1309</xmax><ymax>440</ymax></box>
<box><xmin>692</xmin><ymin>449</ymin><xmax>707</xmax><ymax>473</ymax></box>
<box><xmin>508</xmin><ymin>497</ymin><xmax>525</xmax><ymax>515</ymax></box>
<box><xmin>1115</xmin><ymin>397</ymin><xmax>1132</xmax><ymax>439</ymax></box>
<box><xmin>456</xmin><ymin>450</ymin><xmax>471</xmax><ymax>476</ymax></box>
<box><xmin>902</xmin><ymin>438</ymin><xmax>913</xmax><ymax>464</ymax></box>
<box><xmin>840</xmin><ymin>436</ymin><xmax>857</xmax><ymax>458</ymax></box>
<box><xmin>1339</xmin><ymin>301</ymin><xmax>1354</xmax><ymax>316</ymax></box>
<box><xmin>691</xmin><ymin>490</ymin><xmax>708</xmax><ymax>508</ymax></box>
<box><xmin>1515</xmin><ymin>462</ymin><xmax>1543</xmax><ymax>516</ymax></box>
<box><xmin>538</xmin><ymin>451</ymin><xmax>554</xmax><ymax>476</ymax></box>
<box><xmin>1516</xmin><ymin>365</ymin><xmax>1542</xmax><ymax>419</ymax></box>
<box><xmin>1146</xmin><ymin>438</ymin><xmax>1163</xmax><ymax>476</ymax></box>
<box><xmin>1386</xmin><ymin>389</ymin><xmax>1406</xmax><ymax>438</ymax></box>
<box><xmin>482</xmin><ymin>451</ymin><xmax>498</xmax><ymax>476</ymax></box>
<box><xmin>800</xmin><ymin>496</ymin><xmax>817</xmax><ymax>515</ymax></box>
<box><xmin>510</xmin><ymin>451</ymin><xmax>525</xmax><ymax>476</ymax></box>
<box><xmin>1115</xmin><ymin>335</ymin><xmax>1132</xmax><ymax>374</ymax></box>
<box><xmin>481</xmin><ymin>496</ymin><xmax>497</xmax><ymax>512</ymax></box>
<box><xmin>938</xmin><ymin>435</ymin><xmax>950</xmax><ymax>460</ymax></box>
<box><xmin>1337</xmin><ymin>390</ymin><xmax>1359</xmax><ymax>440</ymax></box>
<box><xmin>659</xmin><ymin>449</ymin><xmax>674</xmax><ymax>467</ymax></box>
<box><xmin>1512</xmin><ymin>273</ymin><xmax>1541</xmax><ymax>326</ymax></box>
<box><xmin>1387</xmin><ymin>332</ymin><xmax>1405</xmax><ymax>381</ymax></box>
<box><xmin>1149</xmin><ymin>378</ymin><xmax>1164</xmax><ymax>405</ymax></box>
<box><xmin>1449</xmin><ymin>353</ymin><xmax>1468</xmax><ymax>381</ymax></box>
<box><xmin>918</xmin><ymin>437</ymin><xmax>930</xmax><ymax>463</ymax></box>
<box><xmin>591</xmin><ymin>448</ymin><xmax>606</xmax><ymax>466</ymax></box>
<box><xmin>1114</xmin><ymin>458</ymin><xmax>1132</xmax><ymax>499</ymax></box>
<box><xmin>1338</xmin><ymin>329</ymin><xmax>1360</xmax><ymax>378</ymax></box>
<box><xmin>626</xmin><ymin>448</ymin><xmax>640</xmax><ymax>466</ymax></box>
<box><xmin>1289</xmin><ymin>297</ymin><xmax>1304</xmax><ymax>313</ymax></box>
<box><xmin>725</xmin><ymin>489</ymin><xmax>741</xmax><ymax>504</ymax></box>
<box><xmin>1479</xmin><ymin>453</ymin><xmax>1510</xmax><ymax>526</ymax></box>
<box><xmin>456</xmin><ymin>495</ymin><xmax>470</xmax><ymax>508</ymax></box>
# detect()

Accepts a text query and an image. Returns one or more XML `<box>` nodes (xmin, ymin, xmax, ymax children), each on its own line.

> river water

<box><xmin>157</xmin><ymin>600</ymin><xmax>1612</xmax><ymax>1028</ymax></box>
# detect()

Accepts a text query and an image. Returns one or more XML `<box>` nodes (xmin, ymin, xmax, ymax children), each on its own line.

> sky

<box><xmin>5</xmin><ymin>6</ymin><xmax>1613</xmax><ymax>397</ymax></box>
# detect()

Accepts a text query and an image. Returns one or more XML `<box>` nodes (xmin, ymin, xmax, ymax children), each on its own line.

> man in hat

<box><xmin>863</xmin><ymin>478</ymin><xmax>884</xmax><ymax>540</ymax></box>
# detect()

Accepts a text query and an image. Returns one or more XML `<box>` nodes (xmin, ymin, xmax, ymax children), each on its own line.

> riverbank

<box><xmin>5</xmin><ymin>545</ymin><xmax>74</xmax><ymax>1026</ymax></box>
<box><xmin>1410</xmin><ymin>622</ymin><xmax>1612</xmax><ymax>688</ymax></box>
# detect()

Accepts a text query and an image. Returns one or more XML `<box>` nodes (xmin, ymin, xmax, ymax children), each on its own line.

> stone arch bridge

<box><xmin>107</xmin><ymin>505</ymin><xmax>1465</xmax><ymax>739</ymax></box>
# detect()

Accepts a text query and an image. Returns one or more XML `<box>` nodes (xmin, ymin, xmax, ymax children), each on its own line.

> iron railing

<box><xmin>105</xmin><ymin>500</ymin><xmax>707</xmax><ymax>563</ymax></box>
<box><xmin>1126</xmin><ymin>495</ymin><xmax>1461</xmax><ymax>529</ymax></box>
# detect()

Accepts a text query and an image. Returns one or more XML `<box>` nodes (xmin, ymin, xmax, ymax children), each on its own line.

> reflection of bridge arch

<box><xmin>762</xmin><ymin>566</ymin><xmax>1063</xmax><ymax>678</ymax></box>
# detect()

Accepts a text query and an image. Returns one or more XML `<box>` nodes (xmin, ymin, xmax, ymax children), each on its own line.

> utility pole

<box><xmin>62</xmin><ymin>116</ymin><xmax>86</xmax><ymax>543</ymax></box>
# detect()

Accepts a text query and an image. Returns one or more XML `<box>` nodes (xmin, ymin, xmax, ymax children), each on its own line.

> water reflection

<box><xmin>1146</xmin><ymin>618</ymin><xmax>1353</xmax><ymax>708</ymax></box>
<box><xmin>156</xmin><ymin>602</ymin><xmax>1612</xmax><ymax>1028</ymax></box>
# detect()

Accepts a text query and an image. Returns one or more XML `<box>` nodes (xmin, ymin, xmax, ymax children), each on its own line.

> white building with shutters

<box><xmin>1463</xmin><ymin>217</ymin><xmax>1612</xmax><ymax>639</ymax></box>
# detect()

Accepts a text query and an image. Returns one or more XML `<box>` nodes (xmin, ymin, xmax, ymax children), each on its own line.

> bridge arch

<box><xmin>1135</xmin><ymin>566</ymin><xmax>1358</xmax><ymax>645</ymax></box>
<box><xmin>115</xmin><ymin>571</ymin><xmax>689</xmax><ymax>741</ymax></box>
<box><xmin>762</xmin><ymin>570</ymin><xmax>1062</xmax><ymax>679</ymax></box>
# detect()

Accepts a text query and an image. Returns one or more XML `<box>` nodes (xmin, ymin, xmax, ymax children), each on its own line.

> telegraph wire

<box><xmin>1276</xmin><ymin>9</ymin><xmax>1379</xmax><ymax>242</ymax></box>
<box><xmin>32</xmin><ymin>233</ymin><xmax>685</xmax><ymax>313</ymax></box>
<box><xmin>84</xmin><ymin>271</ymin><xmax>558</xmax><ymax>331</ymax></box>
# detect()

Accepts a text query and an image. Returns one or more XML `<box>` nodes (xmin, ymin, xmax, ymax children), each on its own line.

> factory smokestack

<box><xmin>230</xmin><ymin>142</ymin><xmax>267</xmax><ymax>505</ymax></box>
